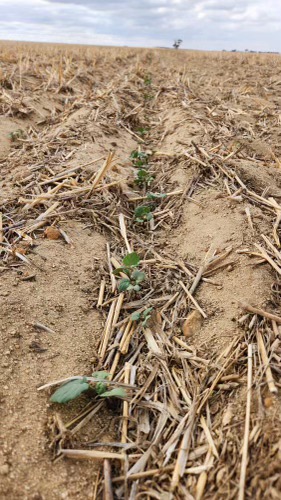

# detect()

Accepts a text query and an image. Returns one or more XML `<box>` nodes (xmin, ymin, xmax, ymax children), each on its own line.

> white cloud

<box><xmin>0</xmin><ymin>0</ymin><xmax>280</xmax><ymax>51</ymax></box>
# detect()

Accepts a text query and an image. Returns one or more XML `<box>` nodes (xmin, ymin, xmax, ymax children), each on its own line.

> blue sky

<box><xmin>0</xmin><ymin>0</ymin><xmax>280</xmax><ymax>51</ymax></box>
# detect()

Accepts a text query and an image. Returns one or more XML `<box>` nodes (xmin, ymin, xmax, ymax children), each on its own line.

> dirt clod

<box><xmin>44</xmin><ymin>226</ymin><xmax>61</xmax><ymax>240</ymax></box>
<box><xmin>182</xmin><ymin>310</ymin><xmax>203</xmax><ymax>337</ymax></box>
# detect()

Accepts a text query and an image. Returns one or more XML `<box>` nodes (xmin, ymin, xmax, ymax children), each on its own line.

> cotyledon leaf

<box><xmin>100</xmin><ymin>388</ymin><xmax>127</xmax><ymax>399</ymax></box>
<box><xmin>50</xmin><ymin>378</ymin><xmax>90</xmax><ymax>404</ymax></box>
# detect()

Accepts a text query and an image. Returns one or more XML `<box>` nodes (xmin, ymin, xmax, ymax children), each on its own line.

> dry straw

<box><xmin>1</xmin><ymin>42</ymin><xmax>281</xmax><ymax>498</ymax></box>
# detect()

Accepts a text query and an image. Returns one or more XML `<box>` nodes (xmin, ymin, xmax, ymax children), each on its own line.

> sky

<box><xmin>0</xmin><ymin>0</ymin><xmax>280</xmax><ymax>52</ymax></box>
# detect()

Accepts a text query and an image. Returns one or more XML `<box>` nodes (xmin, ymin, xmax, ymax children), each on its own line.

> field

<box><xmin>1</xmin><ymin>41</ymin><xmax>281</xmax><ymax>499</ymax></box>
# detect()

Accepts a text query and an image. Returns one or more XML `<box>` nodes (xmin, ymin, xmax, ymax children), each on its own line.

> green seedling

<box><xmin>144</xmin><ymin>75</ymin><xmax>152</xmax><ymax>85</ymax></box>
<box><xmin>94</xmin><ymin>371</ymin><xmax>110</xmax><ymax>395</ymax></box>
<box><xmin>9</xmin><ymin>129</ymin><xmax>25</xmax><ymax>142</ymax></box>
<box><xmin>50</xmin><ymin>371</ymin><xmax>126</xmax><ymax>404</ymax></box>
<box><xmin>134</xmin><ymin>169</ymin><xmax>154</xmax><ymax>188</ymax></box>
<box><xmin>134</xmin><ymin>159</ymin><xmax>147</xmax><ymax>168</ymax></box>
<box><xmin>130</xmin><ymin>150</ymin><xmax>148</xmax><ymax>161</ymax></box>
<box><xmin>131</xmin><ymin>307</ymin><xmax>153</xmax><ymax>327</ymax></box>
<box><xmin>113</xmin><ymin>252</ymin><xmax>146</xmax><ymax>292</ymax></box>
<box><xmin>50</xmin><ymin>377</ymin><xmax>90</xmax><ymax>403</ymax></box>
<box><xmin>134</xmin><ymin>205</ymin><xmax>154</xmax><ymax>223</ymax></box>
<box><xmin>130</xmin><ymin>150</ymin><xmax>149</xmax><ymax>167</ymax></box>
<box><xmin>137</xmin><ymin>127</ymin><xmax>149</xmax><ymax>137</ymax></box>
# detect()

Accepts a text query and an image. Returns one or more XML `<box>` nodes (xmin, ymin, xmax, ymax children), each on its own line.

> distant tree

<box><xmin>173</xmin><ymin>39</ymin><xmax>182</xmax><ymax>50</ymax></box>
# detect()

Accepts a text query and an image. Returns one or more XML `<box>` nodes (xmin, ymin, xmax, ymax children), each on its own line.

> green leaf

<box><xmin>113</xmin><ymin>268</ymin><xmax>122</xmax><ymax>276</ymax></box>
<box><xmin>142</xmin><ymin>307</ymin><xmax>153</xmax><ymax>327</ymax></box>
<box><xmin>123</xmin><ymin>252</ymin><xmax>140</xmax><ymax>268</ymax></box>
<box><xmin>50</xmin><ymin>378</ymin><xmax>90</xmax><ymax>404</ymax></box>
<box><xmin>130</xmin><ymin>151</ymin><xmax>148</xmax><ymax>162</ymax></box>
<box><xmin>100</xmin><ymin>388</ymin><xmax>127</xmax><ymax>399</ymax></box>
<box><xmin>134</xmin><ymin>206</ymin><xmax>151</xmax><ymax>218</ymax></box>
<box><xmin>133</xmin><ymin>284</ymin><xmax>141</xmax><ymax>291</ymax></box>
<box><xmin>113</xmin><ymin>267</ymin><xmax>129</xmax><ymax>276</ymax></box>
<box><xmin>142</xmin><ymin>316</ymin><xmax>151</xmax><ymax>327</ymax></box>
<box><xmin>135</xmin><ymin>169</ymin><xmax>154</xmax><ymax>188</ymax></box>
<box><xmin>137</xmin><ymin>169</ymin><xmax>148</xmax><ymax>179</ymax></box>
<box><xmin>92</xmin><ymin>371</ymin><xmax>110</xmax><ymax>380</ymax></box>
<box><xmin>131</xmin><ymin>311</ymin><xmax>141</xmax><ymax>321</ymax></box>
<box><xmin>137</xmin><ymin>127</ymin><xmax>148</xmax><ymax>137</ymax></box>
<box><xmin>130</xmin><ymin>150</ymin><xmax>139</xmax><ymax>159</ymax></box>
<box><xmin>96</xmin><ymin>383</ymin><xmax>106</xmax><ymax>395</ymax></box>
<box><xmin>134</xmin><ymin>160</ymin><xmax>147</xmax><ymax>168</ymax></box>
<box><xmin>118</xmin><ymin>278</ymin><xmax>131</xmax><ymax>291</ymax></box>
<box><xmin>92</xmin><ymin>371</ymin><xmax>110</xmax><ymax>395</ymax></box>
<box><xmin>143</xmin><ymin>307</ymin><xmax>153</xmax><ymax>317</ymax></box>
<box><xmin>144</xmin><ymin>76</ymin><xmax>152</xmax><ymax>85</ymax></box>
<box><xmin>131</xmin><ymin>270</ymin><xmax>146</xmax><ymax>284</ymax></box>
<box><xmin>146</xmin><ymin>192</ymin><xmax>167</xmax><ymax>200</ymax></box>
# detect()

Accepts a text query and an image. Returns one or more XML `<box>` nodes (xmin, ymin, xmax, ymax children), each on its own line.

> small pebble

<box><xmin>264</xmin><ymin>397</ymin><xmax>273</xmax><ymax>408</ymax></box>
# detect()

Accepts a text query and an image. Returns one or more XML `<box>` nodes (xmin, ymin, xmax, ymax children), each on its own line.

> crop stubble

<box><xmin>1</xmin><ymin>41</ymin><xmax>281</xmax><ymax>499</ymax></box>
